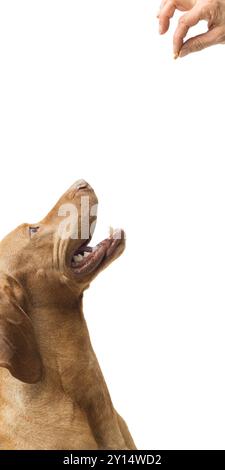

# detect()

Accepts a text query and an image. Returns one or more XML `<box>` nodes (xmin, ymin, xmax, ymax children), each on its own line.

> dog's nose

<box><xmin>74</xmin><ymin>180</ymin><xmax>91</xmax><ymax>191</ymax></box>
<box><xmin>66</xmin><ymin>180</ymin><xmax>97</xmax><ymax>202</ymax></box>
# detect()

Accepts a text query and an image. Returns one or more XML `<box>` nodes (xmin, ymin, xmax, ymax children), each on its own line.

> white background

<box><xmin>0</xmin><ymin>0</ymin><xmax>225</xmax><ymax>450</ymax></box>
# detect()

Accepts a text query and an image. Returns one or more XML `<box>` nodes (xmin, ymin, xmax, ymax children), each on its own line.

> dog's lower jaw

<box><xmin>0</xmin><ymin>302</ymin><xmax>135</xmax><ymax>450</ymax></box>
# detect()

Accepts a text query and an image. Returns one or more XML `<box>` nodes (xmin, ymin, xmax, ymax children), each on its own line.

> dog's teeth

<box><xmin>72</xmin><ymin>248</ymin><xmax>93</xmax><ymax>265</ymax></box>
<box><xmin>74</xmin><ymin>254</ymin><xmax>83</xmax><ymax>262</ymax></box>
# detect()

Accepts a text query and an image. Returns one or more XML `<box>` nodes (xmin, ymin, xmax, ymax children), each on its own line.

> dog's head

<box><xmin>0</xmin><ymin>180</ymin><xmax>125</xmax><ymax>383</ymax></box>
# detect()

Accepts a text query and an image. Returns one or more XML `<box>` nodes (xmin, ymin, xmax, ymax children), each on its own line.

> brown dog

<box><xmin>0</xmin><ymin>180</ymin><xmax>136</xmax><ymax>450</ymax></box>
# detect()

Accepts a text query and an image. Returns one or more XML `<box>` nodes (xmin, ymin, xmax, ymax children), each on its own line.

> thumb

<box><xmin>179</xmin><ymin>27</ymin><xmax>221</xmax><ymax>57</ymax></box>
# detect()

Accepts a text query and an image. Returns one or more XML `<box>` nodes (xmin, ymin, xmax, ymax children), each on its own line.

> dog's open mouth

<box><xmin>70</xmin><ymin>229</ymin><xmax>124</xmax><ymax>277</ymax></box>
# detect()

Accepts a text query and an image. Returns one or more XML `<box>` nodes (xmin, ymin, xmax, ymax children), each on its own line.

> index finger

<box><xmin>173</xmin><ymin>7</ymin><xmax>202</xmax><ymax>57</ymax></box>
<box><xmin>159</xmin><ymin>1</ymin><xmax>176</xmax><ymax>34</ymax></box>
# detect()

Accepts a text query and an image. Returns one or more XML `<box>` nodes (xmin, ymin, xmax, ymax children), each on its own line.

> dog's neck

<box><xmin>30</xmin><ymin>298</ymin><xmax>99</xmax><ymax>394</ymax></box>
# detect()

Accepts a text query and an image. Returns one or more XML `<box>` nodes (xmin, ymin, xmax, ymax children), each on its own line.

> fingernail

<box><xmin>173</xmin><ymin>52</ymin><xmax>179</xmax><ymax>60</ymax></box>
<box><xmin>159</xmin><ymin>25</ymin><xmax>163</xmax><ymax>34</ymax></box>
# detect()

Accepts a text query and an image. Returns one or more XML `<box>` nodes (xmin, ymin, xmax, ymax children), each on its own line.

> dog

<box><xmin>0</xmin><ymin>180</ymin><xmax>136</xmax><ymax>450</ymax></box>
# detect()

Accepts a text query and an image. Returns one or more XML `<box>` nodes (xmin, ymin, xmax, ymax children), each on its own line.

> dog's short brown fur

<box><xmin>0</xmin><ymin>180</ymin><xmax>135</xmax><ymax>450</ymax></box>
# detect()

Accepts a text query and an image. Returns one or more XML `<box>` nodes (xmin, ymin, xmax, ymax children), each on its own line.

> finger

<box><xmin>159</xmin><ymin>1</ymin><xmax>176</xmax><ymax>34</ymax></box>
<box><xmin>173</xmin><ymin>7</ymin><xmax>202</xmax><ymax>56</ymax></box>
<box><xmin>179</xmin><ymin>27</ymin><xmax>222</xmax><ymax>57</ymax></box>
<box><xmin>157</xmin><ymin>0</ymin><xmax>168</xmax><ymax>17</ymax></box>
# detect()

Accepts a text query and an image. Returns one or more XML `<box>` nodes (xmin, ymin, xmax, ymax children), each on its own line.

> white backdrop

<box><xmin>0</xmin><ymin>0</ymin><xmax>225</xmax><ymax>450</ymax></box>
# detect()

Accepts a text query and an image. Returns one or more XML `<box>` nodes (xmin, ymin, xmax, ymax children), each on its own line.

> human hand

<box><xmin>157</xmin><ymin>0</ymin><xmax>225</xmax><ymax>58</ymax></box>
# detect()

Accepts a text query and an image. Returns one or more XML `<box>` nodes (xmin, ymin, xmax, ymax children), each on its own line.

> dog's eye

<box><xmin>29</xmin><ymin>226</ymin><xmax>39</xmax><ymax>236</ymax></box>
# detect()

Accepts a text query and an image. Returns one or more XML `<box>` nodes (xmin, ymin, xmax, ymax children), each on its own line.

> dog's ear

<box><xmin>0</xmin><ymin>273</ymin><xmax>42</xmax><ymax>383</ymax></box>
